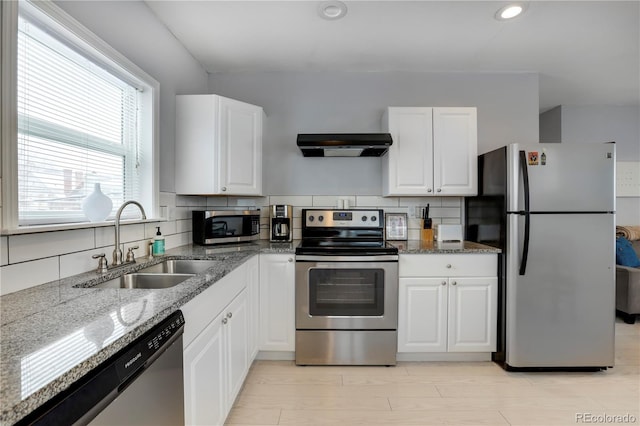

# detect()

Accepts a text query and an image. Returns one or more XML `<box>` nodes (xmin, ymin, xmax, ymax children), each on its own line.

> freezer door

<box><xmin>505</xmin><ymin>212</ymin><xmax>615</xmax><ymax>368</ymax></box>
<box><xmin>507</xmin><ymin>143</ymin><xmax>615</xmax><ymax>212</ymax></box>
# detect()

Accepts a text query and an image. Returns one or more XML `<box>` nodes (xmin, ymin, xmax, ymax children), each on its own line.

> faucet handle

<box><xmin>126</xmin><ymin>246</ymin><xmax>139</xmax><ymax>263</ymax></box>
<box><xmin>92</xmin><ymin>253</ymin><xmax>108</xmax><ymax>273</ymax></box>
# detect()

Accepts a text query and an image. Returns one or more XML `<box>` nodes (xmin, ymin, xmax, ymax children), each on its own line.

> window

<box><xmin>3</xmin><ymin>0</ymin><xmax>158</xmax><ymax>228</ymax></box>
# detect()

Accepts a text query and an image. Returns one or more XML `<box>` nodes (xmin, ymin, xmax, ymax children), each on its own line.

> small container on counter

<box><xmin>153</xmin><ymin>227</ymin><xmax>165</xmax><ymax>255</ymax></box>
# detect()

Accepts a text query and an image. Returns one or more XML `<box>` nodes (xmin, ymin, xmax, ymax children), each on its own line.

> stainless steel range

<box><xmin>295</xmin><ymin>209</ymin><xmax>399</xmax><ymax>366</ymax></box>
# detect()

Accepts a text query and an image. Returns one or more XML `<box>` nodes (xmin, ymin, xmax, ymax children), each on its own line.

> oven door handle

<box><xmin>295</xmin><ymin>255</ymin><xmax>399</xmax><ymax>262</ymax></box>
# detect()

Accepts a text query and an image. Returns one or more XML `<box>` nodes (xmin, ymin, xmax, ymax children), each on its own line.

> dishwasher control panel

<box><xmin>147</xmin><ymin>312</ymin><xmax>185</xmax><ymax>351</ymax></box>
<box><xmin>116</xmin><ymin>311</ymin><xmax>185</xmax><ymax>382</ymax></box>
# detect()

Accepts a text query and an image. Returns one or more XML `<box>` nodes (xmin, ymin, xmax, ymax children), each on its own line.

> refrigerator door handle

<box><xmin>519</xmin><ymin>150</ymin><xmax>530</xmax><ymax>276</ymax></box>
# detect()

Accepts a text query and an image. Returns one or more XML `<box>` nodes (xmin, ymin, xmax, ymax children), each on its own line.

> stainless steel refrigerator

<box><xmin>465</xmin><ymin>143</ymin><xmax>616</xmax><ymax>370</ymax></box>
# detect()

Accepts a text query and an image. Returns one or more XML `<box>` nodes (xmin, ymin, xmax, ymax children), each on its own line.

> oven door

<box><xmin>295</xmin><ymin>257</ymin><xmax>398</xmax><ymax>330</ymax></box>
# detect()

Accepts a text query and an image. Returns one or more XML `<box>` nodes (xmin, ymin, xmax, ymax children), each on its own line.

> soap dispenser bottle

<box><xmin>153</xmin><ymin>226</ymin><xmax>165</xmax><ymax>256</ymax></box>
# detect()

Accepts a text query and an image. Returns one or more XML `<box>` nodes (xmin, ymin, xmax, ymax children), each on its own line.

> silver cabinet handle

<box><xmin>446</xmin><ymin>264</ymin><xmax>452</xmax><ymax>269</ymax></box>
<box><xmin>441</xmin><ymin>281</ymin><xmax>447</xmax><ymax>286</ymax></box>
<box><xmin>221</xmin><ymin>186</ymin><xmax>227</xmax><ymax>192</ymax></box>
<box><xmin>226</xmin><ymin>312</ymin><xmax>232</xmax><ymax>319</ymax></box>
<box><xmin>437</xmin><ymin>188</ymin><xmax>442</xmax><ymax>193</ymax></box>
<box><xmin>222</xmin><ymin>318</ymin><xmax>228</xmax><ymax>325</ymax></box>
<box><xmin>452</xmin><ymin>281</ymin><xmax>457</xmax><ymax>285</ymax></box>
<box><xmin>288</xmin><ymin>258</ymin><xmax>293</xmax><ymax>262</ymax></box>
<box><xmin>427</xmin><ymin>188</ymin><xmax>433</xmax><ymax>193</ymax></box>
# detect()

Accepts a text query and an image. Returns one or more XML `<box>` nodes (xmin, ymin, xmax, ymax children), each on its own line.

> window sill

<box><xmin>1</xmin><ymin>218</ymin><xmax>167</xmax><ymax>236</ymax></box>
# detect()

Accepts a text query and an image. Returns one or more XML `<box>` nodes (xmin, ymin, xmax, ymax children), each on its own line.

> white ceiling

<box><xmin>146</xmin><ymin>1</ymin><xmax>639</xmax><ymax>112</ymax></box>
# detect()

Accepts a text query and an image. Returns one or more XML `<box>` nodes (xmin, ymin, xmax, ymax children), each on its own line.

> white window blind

<box><xmin>17</xmin><ymin>14</ymin><xmax>142</xmax><ymax>225</ymax></box>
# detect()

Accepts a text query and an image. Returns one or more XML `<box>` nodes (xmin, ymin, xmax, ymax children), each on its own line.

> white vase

<box><xmin>82</xmin><ymin>183</ymin><xmax>113</xmax><ymax>222</ymax></box>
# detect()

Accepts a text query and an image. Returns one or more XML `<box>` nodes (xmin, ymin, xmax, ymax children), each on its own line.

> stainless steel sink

<box><xmin>83</xmin><ymin>259</ymin><xmax>219</xmax><ymax>289</ymax></box>
<box><xmin>137</xmin><ymin>259</ymin><xmax>220</xmax><ymax>274</ymax></box>
<box><xmin>93</xmin><ymin>273</ymin><xmax>194</xmax><ymax>289</ymax></box>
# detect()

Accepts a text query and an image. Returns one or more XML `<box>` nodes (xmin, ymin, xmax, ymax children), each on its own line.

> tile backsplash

<box><xmin>0</xmin><ymin>193</ymin><xmax>461</xmax><ymax>295</ymax></box>
<box><xmin>259</xmin><ymin>195</ymin><xmax>462</xmax><ymax>241</ymax></box>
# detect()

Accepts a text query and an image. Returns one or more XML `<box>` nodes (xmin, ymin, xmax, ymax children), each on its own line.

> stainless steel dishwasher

<box><xmin>22</xmin><ymin>311</ymin><xmax>185</xmax><ymax>425</ymax></box>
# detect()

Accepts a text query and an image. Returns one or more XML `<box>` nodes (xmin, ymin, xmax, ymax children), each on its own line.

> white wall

<box><xmin>541</xmin><ymin>105</ymin><xmax>640</xmax><ymax>224</ymax></box>
<box><xmin>208</xmin><ymin>71</ymin><xmax>540</xmax><ymax>196</ymax></box>
<box><xmin>539</xmin><ymin>106</ymin><xmax>562</xmax><ymax>143</ymax></box>
<box><xmin>560</xmin><ymin>106</ymin><xmax>640</xmax><ymax>161</ymax></box>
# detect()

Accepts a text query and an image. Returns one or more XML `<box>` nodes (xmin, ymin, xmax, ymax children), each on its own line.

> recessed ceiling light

<box><xmin>318</xmin><ymin>1</ymin><xmax>348</xmax><ymax>20</ymax></box>
<box><xmin>495</xmin><ymin>3</ymin><xmax>527</xmax><ymax>21</ymax></box>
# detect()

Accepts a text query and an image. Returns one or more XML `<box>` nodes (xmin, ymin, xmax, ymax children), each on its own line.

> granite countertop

<box><xmin>0</xmin><ymin>240</ymin><xmax>296</xmax><ymax>426</ymax></box>
<box><xmin>389</xmin><ymin>240</ymin><xmax>501</xmax><ymax>254</ymax></box>
<box><xmin>0</xmin><ymin>238</ymin><xmax>494</xmax><ymax>425</ymax></box>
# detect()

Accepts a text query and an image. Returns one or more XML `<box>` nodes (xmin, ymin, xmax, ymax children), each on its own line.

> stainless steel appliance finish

<box><xmin>192</xmin><ymin>209</ymin><xmax>260</xmax><ymax>245</ymax></box>
<box><xmin>295</xmin><ymin>209</ymin><xmax>399</xmax><ymax>366</ymax></box>
<box><xmin>296</xmin><ymin>330</ymin><xmax>398</xmax><ymax>365</ymax></box>
<box><xmin>270</xmin><ymin>204</ymin><xmax>293</xmax><ymax>242</ymax></box>
<box><xmin>22</xmin><ymin>311</ymin><xmax>185</xmax><ymax>425</ymax></box>
<box><xmin>295</xmin><ymin>259</ymin><xmax>398</xmax><ymax>330</ymax></box>
<box><xmin>465</xmin><ymin>143</ymin><xmax>615</xmax><ymax>370</ymax></box>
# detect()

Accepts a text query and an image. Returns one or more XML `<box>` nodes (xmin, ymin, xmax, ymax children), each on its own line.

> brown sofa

<box><xmin>616</xmin><ymin>240</ymin><xmax>640</xmax><ymax>324</ymax></box>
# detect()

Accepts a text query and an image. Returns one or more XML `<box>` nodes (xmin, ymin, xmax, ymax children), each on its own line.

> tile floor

<box><xmin>227</xmin><ymin>320</ymin><xmax>639</xmax><ymax>425</ymax></box>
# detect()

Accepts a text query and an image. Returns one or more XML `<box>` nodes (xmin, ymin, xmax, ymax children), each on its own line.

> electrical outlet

<box><xmin>410</xmin><ymin>206</ymin><xmax>422</xmax><ymax>219</ymax></box>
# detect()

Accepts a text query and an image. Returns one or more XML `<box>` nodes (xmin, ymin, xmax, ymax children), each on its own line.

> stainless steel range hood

<box><xmin>297</xmin><ymin>133</ymin><xmax>393</xmax><ymax>157</ymax></box>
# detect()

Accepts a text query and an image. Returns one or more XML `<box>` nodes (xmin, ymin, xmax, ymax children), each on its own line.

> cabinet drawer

<box><xmin>400</xmin><ymin>254</ymin><xmax>497</xmax><ymax>277</ymax></box>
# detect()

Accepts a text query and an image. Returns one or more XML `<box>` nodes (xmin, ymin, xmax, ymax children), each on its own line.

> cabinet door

<box><xmin>259</xmin><ymin>254</ymin><xmax>296</xmax><ymax>351</ymax></box>
<box><xmin>383</xmin><ymin>107</ymin><xmax>434</xmax><ymax>196</ymax></box>
<box><xmin>447</xmin><ymin>277</ymin><xmax>497</xmax><ymax>352</ymax></box>
<box><xmin>224</xmin><ymin>289</ymin><xmax>249</xmax><ymax>409</ymax></box>
<box><xmin>432</xmin><ymin>107</ymin><xmax>477</xmax><ymax>196</ymax></box>
<box><xmin>246</xmin><ymin>256</ymin><xmax>260</xmax><ymax>361</ymax></box>
<box><xmin>219</xmin><ymin>97</ymin><xmax>263</xmax><ymax>195</ymax></box>
<box><xmin>175</xmin><ymin>94</ymin><xmax>218</xmax><ymax>195</ymax></box>
<box><xmin>183</xmin><ymin>312</ymin><xmax>225</xmax><ymax>426</ymax></box>
<box><xmin>398</xmin><ymin>277</ymin><xmax>448</xmax><ymax>352</ymax></box>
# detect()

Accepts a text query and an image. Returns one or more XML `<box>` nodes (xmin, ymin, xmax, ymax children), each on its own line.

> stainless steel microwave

<box><xmin>192</xmin><ymin>209</ymin><xmax>261</xmax><ymax>245</ymax></box>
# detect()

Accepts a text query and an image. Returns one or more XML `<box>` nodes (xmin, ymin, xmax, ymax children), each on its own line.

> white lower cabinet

<box><xmin>182</xmin><ymin>261</ymin><xmax>254</xmax><ymax>426</ymax></box>
<box><xmin>398</xmin><ymin>277</ymin><xmax>448</xmax><ymax>352</ymax></box>
<box><xmin>224</xmin><ymin>290</ymin><xmax>249</xmax><ymax>409</ymax></box>
<box><xmin>447</xmin><ymin>277</ymin><xmax>497</xmax><ymax>352</ymax></box>
<box><xmin>183</xmin><ymin>311</ymin><xmax>225</xmax><ymax>425</ymax></box>
<box><xmin>398</xmin><ymin>254</ymin><xmax>498</xmax><ymax>353</ymax></box>
<box><xmin>259</xmin><ymin>254</ymin><xmax>296</xmax><ymax>352</ymax></box>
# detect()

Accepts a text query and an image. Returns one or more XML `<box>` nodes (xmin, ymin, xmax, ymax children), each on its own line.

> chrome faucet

<box><xmin>113</xmin><ymin>200</ymin><xmax>147</xmax><ymax>266</ymax></box>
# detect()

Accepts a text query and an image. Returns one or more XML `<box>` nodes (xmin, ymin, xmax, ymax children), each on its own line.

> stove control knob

<box><xmin>361</xmin><ymin>216</ymin><xmax>367</xmax><ymax>222</ymax></box>
<box><xmin>318</xmin><ymin>215</ymin><xmax>324</xmax><ymax>222</ymax></box>
<box><xmin>371</xmin><ymin>216</ymin><xmax>377</xmax><ymax>222</ymax></box>
<box><xmin>308</xmin><ymin>215</ymin><xmax>315</xmax><ymax>222</ymax></box>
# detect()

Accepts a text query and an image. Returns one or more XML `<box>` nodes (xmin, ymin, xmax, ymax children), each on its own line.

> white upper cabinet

<box><xmin>383</xmin><ymin>107</ymin><xmax>434</xmax><ymax>195</ymax></box>
<box><xmin>382</xmin><ymin>107</ymin><xmax>477</xmax><ymax>196</ymax></box>
<box><xmin>175</xmin><ymin>94</ymin><xmax>263</xmax><ymax>195</ymax></box>
<box><xmin>432</xmin><ymin>108</ymin><xmax>478</xmax><ymax>196</ymax></box>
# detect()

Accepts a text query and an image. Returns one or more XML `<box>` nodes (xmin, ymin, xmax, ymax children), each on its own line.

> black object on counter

<box><xmin>423</xmin><ymin>204</ymin><xmax>432</xmax><ymax>229</ymax></box>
